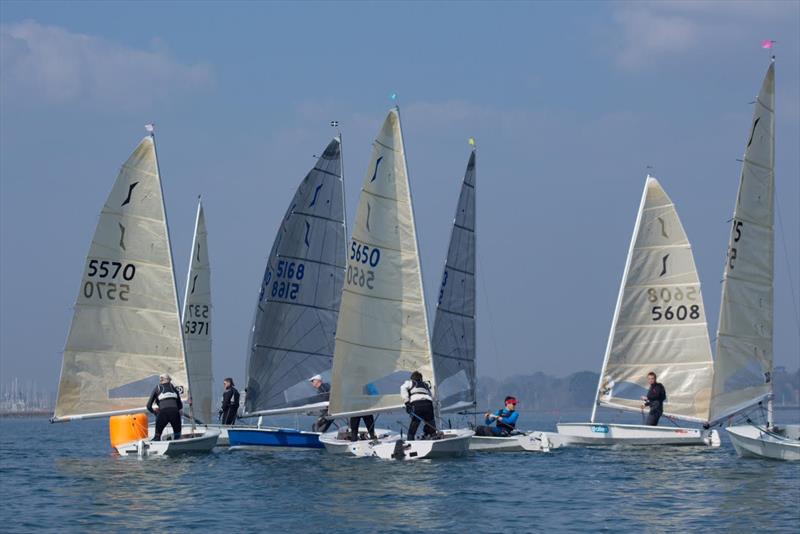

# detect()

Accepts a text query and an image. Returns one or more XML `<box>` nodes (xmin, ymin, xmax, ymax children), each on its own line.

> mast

<box><xmin>151</xmin><ymin>127</ymin><xmax>196</xmax><ymax>434</ymax></box>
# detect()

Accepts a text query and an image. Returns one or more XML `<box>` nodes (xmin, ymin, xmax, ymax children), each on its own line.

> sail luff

<box><xmin>431</xmin><ymin>149</ymin><xmax>477</xmax><ymax>412</ymax></box>
<box><xmin>181</xmin><ymin>200</ymin><xmax>214</xmax><ymax>424</ymax></box>
<box><xmin>591</xmin><ymin>178</ymin><xmax>650</xmax><ymax>422</ymax></box>
<box><xmin>709</xmin><ymin>62</ymin><xmax>775</xmax><ymax>425</ymax></box>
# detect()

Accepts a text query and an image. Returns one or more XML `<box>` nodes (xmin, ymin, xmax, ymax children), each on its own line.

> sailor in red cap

<box><xmin>474</xmin><ymin>396</ymin><xmax>520</xmax><ymax>437</ymax></box>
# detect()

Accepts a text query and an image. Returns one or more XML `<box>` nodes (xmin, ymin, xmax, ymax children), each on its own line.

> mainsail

<box><xmin>181</xmin><ymin>200</ymin><xmax>214</xmax><ymax>424</ymax></box>
<box><xmin>432</xmin><ymin>150</ymin><xmax>477</xmax><ymax>413</ymax></box>
<box><xmin>710</xmin><ymin>62</ymin><xmax>775</xmax><ymax>424</ymax></box>
<box><xmin>244</xmin><ymin>138</ymin><xmax>346</xmax><ymax>416</ymax></box>
<box><xmin>54</xmin><ymin>136</ymin><xmax>189</xmax><ymax>421</ymax></box>
<box><xmin>592</xmin><ymin>176</ymin><xmax>714</xmax><ymax>423</ymax></box>
<box><xmin>328</xmin><ymin>109</ymin><xmax>434</xmax><ymax>418</ymax></box>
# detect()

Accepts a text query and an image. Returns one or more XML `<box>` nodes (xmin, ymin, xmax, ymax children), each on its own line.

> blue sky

<box><xmin>1</xmin><ymin>1</ymin><xmax>798</xmax><ymax>392</ymax></box>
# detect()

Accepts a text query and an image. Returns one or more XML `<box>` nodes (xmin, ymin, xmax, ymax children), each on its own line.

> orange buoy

<box><xmin>109</xmin><ymin>413</ymin><xmax>149</xmax><ymax>448</ymax></box>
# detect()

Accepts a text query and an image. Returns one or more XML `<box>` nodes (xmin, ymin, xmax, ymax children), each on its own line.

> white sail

<box><xmin>710</xmin><ymin>62</ymin><xmax>775</xmax><ymax>424</ymax></box>
<box><xmin>54</xmin><ymin>136</ymin><xmax>189</xmax><ymax>421</ymax></box>
<box><xmin>432</xmin><ymin>149</ymin><xmax>476</xmax><ymax>413</ymax></box>
<box><xmin>328</xmin><ymin>109</ymin><xmax>434</xmax><ymax>418</ymax></box>
<box><xmin>593</xmin><ymin>176</ymin><xmax>714</xmax><ymax>423</ymax></box>
<box><xmin>181</xmin><ymin>200</ymin><xmax>213</xmax><ymax>424</ymax></box>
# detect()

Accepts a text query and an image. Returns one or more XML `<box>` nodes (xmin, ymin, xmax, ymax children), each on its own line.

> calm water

<box><xmin>1</xmin><ymin>412</ymin><xmax>798</xmax><ymax>533</ymax></box>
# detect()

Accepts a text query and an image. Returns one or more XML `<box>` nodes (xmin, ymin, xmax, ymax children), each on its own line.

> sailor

<box><xmin>309</xmin><ymin>374</ymin><xmax>333</xmax><ymax>433</ymax></box>
<box><xmin>147</xmin><ymin>373</ymin><xmax>183</xmax><ymax>441</ymax></box>
<box><xmin>219</xmin><ymin>377</ymin><xmax>240</xmax><ymax>425</ymax></box>
<box><xmin>641</xmin><ymin>371</ymin><xmax>667</xmax><ymax>426</ymax></box>
<box><xmin>474</xmin><ymin>396</ymin><xmax>519</xmax><ymax>436</ymax></box>
<box><xmin>349</xmin><ymin>414</ymin><xmax>377</xmax><ymax>441</ymax></box>
<box><xmin>400</xmin><ymin>371</ymin><xmax>437</xmax><ymax>440</ymax></box>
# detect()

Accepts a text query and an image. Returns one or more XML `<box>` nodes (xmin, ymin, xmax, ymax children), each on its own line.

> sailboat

<box><xmin>432</xmin><ymin>147</ymin><xmax>559</xmax><ymax>452</ymax></box>
<box><xmin>51</xmin><ymin>130</ymin><xmax>219</xmax><ymax>456</ymax></box>
<box><xmin>557</xmin><ymin>176</ymin><xmax>720</xmax><ymax>446</ymax></box>
<box><xmin>227</xmin><ymin>137</ymin><xmax>350</xmax><ymax>449</ymax></box>
<box><xmin>712</xmin><ymin>61</ymin><xmax>800</xmax><ymax>460</ymax></box>
<box><xmin>320</xmin><ymin>109</ymin><xmax>473</xmax><ymax>460</ymax></box>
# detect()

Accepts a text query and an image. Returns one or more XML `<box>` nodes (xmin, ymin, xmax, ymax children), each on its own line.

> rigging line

<box><xmin>776</xmin><ymin>195</ymin><xmax>800</xmax><ymax>336</ymax></box>
<box><xmin>477</xmin><ymin>253</ymin><xmax>501</xmax><ymax>372</ymax></box>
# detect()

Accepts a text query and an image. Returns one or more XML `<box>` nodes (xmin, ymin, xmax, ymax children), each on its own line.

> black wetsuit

<box><xmin>147</xmin><ymin>383</ymin><xmax>183</xmax><ymax>440</ymax></box>
<box><xmin>313</xmin><ymin>382</ymin><xmax>333</xmax><ymax>433</ymax></box>
<box><xmin>349</xmin><ymin>415</ymin><xmax>376</xmax><ymax>441</ymax></box>
<box><xmin>645</xmin><ymin>382</ymin><xmax>667</xmax><ymax>426</ymax></box>
<box><xmin>220</xmin><ymin>386</ymin><xmax>240</xmax><ymax>425</ymax></box>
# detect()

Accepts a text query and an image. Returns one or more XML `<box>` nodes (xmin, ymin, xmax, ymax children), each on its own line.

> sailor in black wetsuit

<box><xmin>309</xmin><ymin>374</ymin><xmax>334</xmax><ymax>433</ymax></box>
<box><xmin>400</xmin><ymin>371</ymin><xmax>437</xmax><ymax>440</ymax></box>
<box><xmin>219</xmin><ymin>378</ymin><xmax>240</xmax><ymax>425</ymax></box>
<box><xmin>147</xmin><ymin>373</ymin><xmax>183</xmax><ymax>441</ymax></box>
<box><xmin>641</xmin><ymin>371</ymin><xmax>667</xmax><ymax>426</ymax></box>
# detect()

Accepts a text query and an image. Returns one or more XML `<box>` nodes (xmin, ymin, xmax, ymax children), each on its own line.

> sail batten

<box><xmin>54</xmin><ymin>136</ymin><xmax>190</xmax><ymax>419</ymax></box>
<box><xmin>709</xmin><ymin>63</ymin><xmax>775</xmax><ymax>425</ymax></box>
<box><xmin>593</xmin><ymin>177</ymin><xmax>714</xmax><ymax>423</ymax></box>
<box><xmin>328</xmin><ymin>109</ymin><xmax>434</xmax><ymax>418</ymax></box>
<box><xmin>431</xmin><ymin>150</ymin><xmax>477</xmax><ymax>412</ymax></box>
<box><xmin>244</xmin><ymin>138</ymin><xmax>346</xmax><ymax>416</ymax></box>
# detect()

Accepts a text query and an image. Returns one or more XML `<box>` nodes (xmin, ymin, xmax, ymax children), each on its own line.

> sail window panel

<box><xmin>247</xmin><ymin>346</ymin><xmax>333</xmax><ymax>411</ymax></box>
<box><xmin>736</xmin><ymin>164</ymin><xmax>774</xmax><ymax>225</ymax></box>
<box><xmin>329</xmin><ymin>340</ymin><xmax>434</xmax><ymax>415</ymax></box>
<box><xmin>711</xmin><ymin>335</ymin><xmax>772</xmax><ymax>421</ymax></box>
<box><xmin>437</xmin><ymin>369</ymin><xmax>473</xmax><ymax>411</ymax></box>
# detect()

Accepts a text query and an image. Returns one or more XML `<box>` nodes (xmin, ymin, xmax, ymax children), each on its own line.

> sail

<box><xmin>54</xmin><ymin>136</ymin><xmax>189</xmax><ymax>420</ymax></box>
<box><xmin>244</xmin><ymin>138</ymin><xmax>346</xmax><ymax>416</ymax></box>
<box><xmin>432</xmin><ymin>150</ymin><xmax>476</xmax><ymax>413</ymax></box>
<box><xmin>181</xmin><ymin>200</ymin><xmax>213</xmax><ymax>424</ymax></box>
<box><xmin>710</xmin><ymin>63</ymin><xmax>775</xmax><ymax>423</ymax></box>
<box><xmin>594</xmin><ymin>177</ymin><xmax>714</xmax><ymax>423</ymax></box>
<box><xmin>328</xmin><ymin>109</ymin><xmax>434</xmax><ymax>418</ymax></box>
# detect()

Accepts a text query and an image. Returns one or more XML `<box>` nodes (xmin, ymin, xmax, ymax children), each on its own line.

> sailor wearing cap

<box><xmin>309</xmin><ymin>374</ymin><xmax>333</xmax><ymax>433</ymax></box>
<box><xmin>146</xmin><ymin>373</ymin><xmax>183</xmax><ymax>441</ymax></box>
<box><xmin>474</xmin><ymin>396</ymin><xmax>520</xmax><ymax>437</ymax></box>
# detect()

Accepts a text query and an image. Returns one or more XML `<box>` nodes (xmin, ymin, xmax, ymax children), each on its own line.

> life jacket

<box><xmin>406</xmin><ymin>380</ymin><xmax>433</xmax><ymax>403</ymax></box>
<box><xmin>495</xmin><ymin>408</ymin><xmax>516</xmax><ymax>432</ymax></box>
<box><xmin>157</xmin><ymin>383</ymin><xmax>180</xmax><ymax>408</ymax></box>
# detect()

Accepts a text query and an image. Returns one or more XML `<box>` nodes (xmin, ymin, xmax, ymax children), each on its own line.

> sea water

<box><xmin>1</xmin><ymin>411</ymin><xmax>798</xmax><ymax>532</ymax></box>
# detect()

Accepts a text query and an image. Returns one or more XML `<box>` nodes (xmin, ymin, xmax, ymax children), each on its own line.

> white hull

<box><xmin>148</xmin><ymin>422</ymin><xmax>251</xmax><ymax>446</ymax></box>
<box><xmin>319</xmin><ymin>428</ymin><xmax>400</xmax><ymax>455</ymax></box>
<box><xmin>117</xmin><ymin>428</ymin><xmax>220</xmax><ymax>457</ymax></box>
<box><xmin>351</xmin><ymin>429</ymin><xmax>473</xmax><ymax>460</ymax></box>
<box><xmin>556</xmin><ymin>423</ymin><xmax>720</xmax><ymax>447</ymax></box>
<box><xmin>726</xmin><ymin>424</ymin><xmax>800</xmax><ymax>461</ymax></box>
<box><xmin>469</xmin><ymin>431</ymin><xmax>565</xmax><ymax>452</ymax></box>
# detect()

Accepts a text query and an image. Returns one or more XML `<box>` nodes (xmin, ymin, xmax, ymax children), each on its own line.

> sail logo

<box><xmin>121</xmin><ymin>182</ymin><xmax>139</xmax><ymax>207</ymax></box>
<box><xmin>657</xmin><ymin>217</ymin><xmax>669</xmax><ymax>238</ymax></box>
<box><xmin>304</xmin><ymin>221</ymin><xmax>311</xmax><ymax>247</ymax></box>
<box><xmin>591</xmin><ymin>425</ymin><xmax>609</xmax><ymax>433</ymax></box>
<box><xmin>370</xmin><ymin>156</ymin><xmax>383</xmax><ymax>182</ymax></box>
<box><xmin>747</xmin><ymin>117</ymin><xmax>761</xmax><ymax>147</ymax></box>
<box><xmin>118</xmin><ymin>223</ymin><xmax>127</xmax><ymax>250</ymax></box>
<box><xmin>659</xmin><ymin>254</ymin><xmax>670</xmax><ymax>277</ymax></box>
<box><xmin>309</xmin><ymin>184</ymin><xmax>323</xmax><ymax>207</ymax></box>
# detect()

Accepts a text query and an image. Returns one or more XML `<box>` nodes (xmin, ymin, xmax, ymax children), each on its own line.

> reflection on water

<box><xmin>1</xmin><ymin>415</ymin><xmax>798</xmax><ymax>532</ymax></box>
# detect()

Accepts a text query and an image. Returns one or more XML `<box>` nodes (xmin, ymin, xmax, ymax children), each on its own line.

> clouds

<box><xmin>0</xmin><ymin>20</ymin><xmax>213</xmax><ymax>109</ymax></box>
<box><xmin>611</xmin><ymin>1</ymin><xmax>797</xmax><ymax>70</ymax></box>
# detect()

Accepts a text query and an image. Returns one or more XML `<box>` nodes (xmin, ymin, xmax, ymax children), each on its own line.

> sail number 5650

<box><xmin>350</xmin><ymin>241</ymin><xmax>381</xmax><ymax>267</ymax></box>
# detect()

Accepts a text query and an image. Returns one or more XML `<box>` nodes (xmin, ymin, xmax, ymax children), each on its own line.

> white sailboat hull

<box><xmin>726</xmin><ymin>424</ymin><xmax>800</xmax><ymax>461</ymax></box>
<box><xmin>319</xmin><ymin>428</ymin><xmax>400</xmax><ymax>455</ymax></box>
<box><xmin>351</xmin><ymin>429</ymin><xmax>473</xmax><ymax>460</ymax></box>
<box><xmin>469</xmin><ymin>431</ymin><xmax>565</xmax><ymax>452</ymax></box>
<box><xmin>556</xmin><ymin>423</ymin><xmax>720</xmax><ymax>447</ymax></box>
<box><xmin>116</xmin><ymin>428</ymin><xmax>220</xmax><ymax>457</ymax></box>
<box><xmin>149</xmin><ymin>422</ymin><xmax>255</xmax><ymax>447</ymax></box>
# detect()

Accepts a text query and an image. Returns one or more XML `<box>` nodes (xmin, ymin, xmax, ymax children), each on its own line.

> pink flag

<box><xmin>761</xmin><ymin>39</ymin><xmax>774</xmax><ymax>49</ymax></box>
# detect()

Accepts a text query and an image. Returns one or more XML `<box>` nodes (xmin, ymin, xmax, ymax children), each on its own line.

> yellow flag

<box><xmin>468</xmin><ymin>137</ymin><xmax>475</xmax><ymax>146</ymax></box>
